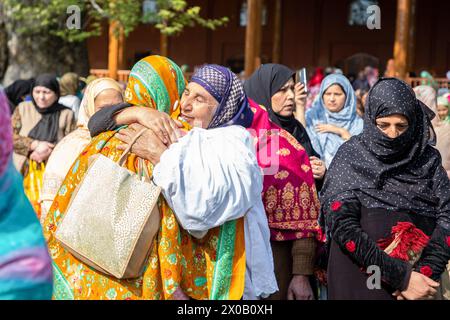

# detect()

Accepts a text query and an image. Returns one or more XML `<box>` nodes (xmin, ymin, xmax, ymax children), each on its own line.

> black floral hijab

<box><xmin>321</xmin><ymin>78</ymin><xmax>447</xmax><ymax>216</ymax></box>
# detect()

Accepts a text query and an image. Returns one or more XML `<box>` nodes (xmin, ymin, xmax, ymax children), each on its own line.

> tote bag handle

<box><xmin>117</xmin><ymin>128</ymin><xmax>148</xmax><ymax>167</ymax></box>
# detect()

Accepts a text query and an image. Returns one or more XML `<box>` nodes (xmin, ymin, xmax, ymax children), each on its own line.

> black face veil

<box><xmin>321</xmin><ymin>78</ymin><xmax>443</xmax><ymax>215</ymax></box>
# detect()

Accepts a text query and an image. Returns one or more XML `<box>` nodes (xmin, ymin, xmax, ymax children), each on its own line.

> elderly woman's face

<box><xmin>375</xmin><ymin>114</ymin><xmax>409</xmax><ymax>139</ymax></box>
<box><xmin>271</xmin><ymin>78</ymin><xmax>295</xmax><ymax>117</ymax></box>
<box><xmin>180</xmin><ymin>82</ymin><xmax>218</xmax><ymax>129</ymax></box>
<box><xmin>437</xmin><ymin>104</ymin><xmax>449</xmax><ymax>121</ymax></box>
<box><xmin>323</xmin><ymin>84</ymin><xmax>346</xmax><ymax>113</ymax></box>
<box><xmin>32</xmin><ymin>86</ymin><xmax>58</xmax><ymax>109</ymax></box>
<box><xmin>94</xmin><ymin>89</ymin><xmax>123</xmax><ymax>113</ymax></box>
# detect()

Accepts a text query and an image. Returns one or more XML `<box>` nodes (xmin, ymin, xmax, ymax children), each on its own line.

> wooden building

<box><xmin>87</xmin><ymin>0</ymin><xmax>450</xmax><ymax>81</ymax></box>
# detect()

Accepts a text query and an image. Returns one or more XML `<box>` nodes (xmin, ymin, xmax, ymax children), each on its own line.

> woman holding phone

<box><xmin>244</xmin><ymin>63</ymin><xmax>325</xmax><ymax>300</ymax></box>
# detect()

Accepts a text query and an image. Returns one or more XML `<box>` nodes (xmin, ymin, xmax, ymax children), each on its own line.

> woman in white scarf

<box><xmin>414</xmin><ymin>85</ymin><xmax>450</xmax><ymax>179</ymax></box>
<box><xmin>40</xmin><ymin>78</ymin><xmax>123</xmax><ymax>223</ymax></box>
<box><xmin>414</xmin><ymin>85</ymin><xmax>450</xmax><ymax>300</ymax></box>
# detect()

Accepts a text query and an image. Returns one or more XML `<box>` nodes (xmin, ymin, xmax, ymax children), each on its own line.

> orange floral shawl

<box><xmin>43</xmin><ymin>56</ymin><xmax>245</xmax><ymax>300</ymax></box>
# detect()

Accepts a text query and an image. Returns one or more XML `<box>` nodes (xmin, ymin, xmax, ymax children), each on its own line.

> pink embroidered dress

<box><xmin>247</xmin><ymin>98</ymin><xmax>321</xmax><ymax>241</ymax></box>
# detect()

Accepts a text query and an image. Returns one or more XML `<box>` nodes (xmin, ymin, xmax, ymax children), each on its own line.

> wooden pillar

<box><xmin>108</xmin><ymin>21</ymin><xmax>122</xmax><ymax>80</ymax></box>
<box><xmin>407</xmin><ymin>0</ymin><xmax>416</xmax><ymax>75</ymax></box>
<box><xmin>245</xmin><ymin>0</ymin><xmax>263</xmax><ymax>78</ymax></box>
<box><xmin>393</xmin><ymin>0</ymin><xmax>414</xmax><ymax>79</ymax></box>
<box><xmin>254</xmin><ymin>1</ymin><xmax>262</xmax><ymax>68</ymax></box>
<box><xmin>272</xmin><ymin>0</ymin><xmax>282</xmax><ymax>63</ymax></box>
<box><xmin>118</xmin><ymin>25</ymin><xmax>125</xmax><ymax>70</ymax></box>
<box><xmin>160</xmin><ymin>33</ymin><xmax>169</xmax><ymax>57</ymax></box>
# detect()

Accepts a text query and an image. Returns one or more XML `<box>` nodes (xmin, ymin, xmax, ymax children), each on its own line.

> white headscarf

<box><xmin>77</xmin><ymin>78</ymin><xmax>123</xmax><ymax>128</ymax></box>
<box><xmin>40</xmin><ymin>78</ymin><xmax>124</xmax><ymax>222</ymax></box>
<box><xmin>414</xmin><ymin>85</ymin><xmax>450</xmax><ymax>178</ymax></box>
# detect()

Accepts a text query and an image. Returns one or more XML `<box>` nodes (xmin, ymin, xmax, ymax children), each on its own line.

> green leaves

<box><xmin>3</xmin><ymin>0</ymin><xmax>98</xmax><ymax>42</ymax></box>
<box><xmin>151</xmin><ymin>0</ymin><xmax>228</xmax><ymax>36</ymax></box>
<box><xmin>2</xmin><ymin>0</ymin><xmax>228</xmax><ymax>42</ymax></box>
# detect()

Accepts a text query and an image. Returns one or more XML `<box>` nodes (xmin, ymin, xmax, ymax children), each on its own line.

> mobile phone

<box><xmin>298</xmin><ymin>68</ymin><xmax>308</xmax><ymax>93</ymax></box>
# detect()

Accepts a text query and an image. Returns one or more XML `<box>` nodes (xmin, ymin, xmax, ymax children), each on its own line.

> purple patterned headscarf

<box><xmin>191</xmin><ymin>64</ymin><xmax>253</xmax><ymax>129</ymax></box>
<box><xmin>0</xmin><ymin>88</ymin><xmax>13</xmax><ymax>177</ymax></box>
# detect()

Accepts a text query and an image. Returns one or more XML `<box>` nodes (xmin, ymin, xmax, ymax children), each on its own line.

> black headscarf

<box><xmin>321</xmin><ymin>77</ymin><xmax>446</xmax><ymax>216</ymax></box>
<box><xmin>243</xmin><ymin>63</ymin><xmax>319</xmax><ymax>158</ymax></box>
<box><xmin>4</xmin><ymin>78</ymin><xmax>35</xmax><ymax>112</ymax></box>
<box><xmin>28</xmin><ymin>74</ymin><xmax>69</xmax><ymax>144</ymax></box>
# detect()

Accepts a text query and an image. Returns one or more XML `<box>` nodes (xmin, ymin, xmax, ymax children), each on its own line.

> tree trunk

<box><xmin>160</xmin><ymin>33</ymin><xmax>169</xmax><ymax>57</ymax></box>
<box><xmin>1</xmin><ymin>5</ymin><xmax>89</xmax><ymax>86</ymax></box>
<box><xmin>0</xmin><ymin>3</ymin><xmax>8</xmax><ymax>82</ymax></box>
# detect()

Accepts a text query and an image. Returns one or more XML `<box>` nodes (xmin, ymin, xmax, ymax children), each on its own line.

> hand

<box><xmin>31</xmin><ymin>140</ymin><xmax>54</xmax><ymax>152</ymax></box>
<box><xmin>309</xmin><ymin>156</ymin><xmax>326</xmax><ymax>179</ymax></box>
<box><xmin>393</xmin><ymin>271</ymin><xmax>439</xmax><ymax>300</ymax></box>
<box><xmin>30</xmin><ymin>150</ymin><xmax>48</xmax><ymax>163</ymax></box>
<box><xmin>136</xmin><ymin>108</ymin><xmax>184</xmax><ymax>146</ymax></box>
<box><xmin>315</xmin><ymin>124</ymin><xmax>351</xmax><ymax>141</ymax></box>
<box><xmin>116</xmin><ymin>123</ymin><xmax>168</xmax><ymax>165</ymax></box>
<box><xmin>35</xmin><ymin>141</ymin><xmax>55</xmax><ymax>153</ymax></box>
<box><xmin>295</xmin><ymin>82</ymin><xmax>307</xmax><ymax>111</ymax></box>
<box><xmin>287</xmin><ymin>275</ymin><xmax>315</xmax><ymax>300</ymax></box>
<box><xmin>31</xmin><ymin>140</ymin><xmax>39</xmax><ymax>151</ymax></box>
<box><xmin>315</xmin><ymin>123</ymin><xmax>341</xmax><ymax>134</ymax></box>
<box><xmin>30</xmin><ymin>141</ymin><xmax>54</xmax><ymax>163</ymax></box>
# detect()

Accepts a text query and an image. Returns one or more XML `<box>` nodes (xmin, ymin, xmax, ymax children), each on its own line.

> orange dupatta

<box><xmin>43</xmin><ymin>56</ymin><xmax>245</xmax><ymax>300</ymax></box>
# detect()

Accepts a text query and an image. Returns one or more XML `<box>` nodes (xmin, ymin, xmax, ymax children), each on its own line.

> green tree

<box><xmin>1</xmin><ymin>0</ymin><xmax>228</xmax><ymax>83</ymax></box>
<box><xmin>1</xmin><ymin>0</ymin><xmax>91</xmax><ymax>84</ymax></box>
<box><xmin>143</xmin><ymin>0</ymin><xmax>228</xmax><ymax>56</ymax></box>
<box><xmin>143</xmin><ymin>0</ymin><xmax>228</xmax><ymax>36</ymax></box>
<box><xmin>3</xmin><ymin>0</ymin><xmax>228</xmax><ymax>45</ymax></box>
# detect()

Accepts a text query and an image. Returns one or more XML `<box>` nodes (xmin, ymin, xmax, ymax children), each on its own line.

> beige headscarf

<box><xmin>414</xmin><ymin>85</ymin><xmax>447</xmax><ymax>128</ymax></box>
<box><xmin>79</xmin><ymin>75</ymin><xmax>98</xmax><ymax>86</ymax></box>
<box><xmin>77</xmin><ymin>77</ymin><xmax>123</xmax><ymax>129</ymax></box>
<box><xmin>40</xmin><ymin>77</ymin><xmax>124</xmax><ymax>222</ymax></box>
<box><xmin>414</xmin><ymin>85</ymin><xmax>450</xmax><ymax>178</ymax></box>
<box><xmin>59</xmin><ymin>72</ymin><xmax>79</xmax><ymax>96</ymax></box>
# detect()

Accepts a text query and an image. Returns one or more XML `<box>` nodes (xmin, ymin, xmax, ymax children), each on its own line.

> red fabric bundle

<box><xmin>377</xmin><ymin>222</ymin><xmax>430</xmax><ymax>262</ymax></box>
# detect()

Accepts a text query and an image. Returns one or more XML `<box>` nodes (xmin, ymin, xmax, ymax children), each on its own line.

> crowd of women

<box><xmin>1</xmin><ymin>55</ymin><xmax>450</xmax><ymax>300</ymax></box>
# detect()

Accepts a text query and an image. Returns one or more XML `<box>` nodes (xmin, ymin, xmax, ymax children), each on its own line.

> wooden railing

<box><xmin>406</xmin><ymin>77</ymin><xmax>450</xmax><ymax>89</ymax></box>
<box><xmin>89</xmin><ymin>69</ymin><xmax>131</xmax><ymax>83</ymax></box>
<box><xmin>90</xmin><ymin>69</ymin><xmax>193</xmax><ymax>83</ymax></box>
<box><xmin>91</xmin><ymin>69</ymin><xmax>449</xmax><ymax>91</ymax></box>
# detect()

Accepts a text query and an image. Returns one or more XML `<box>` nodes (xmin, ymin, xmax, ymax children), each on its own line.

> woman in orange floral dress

<box><xmin>42</xmin><ymin>56</ymin><xmax>248</xmax><ymax>300</ymax></box>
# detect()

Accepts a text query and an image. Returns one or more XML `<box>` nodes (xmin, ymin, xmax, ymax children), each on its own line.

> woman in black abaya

<box><xmin>321</xmin><ymin>78</ymin><xmax>450</xmax><ymax>300</ymax></box>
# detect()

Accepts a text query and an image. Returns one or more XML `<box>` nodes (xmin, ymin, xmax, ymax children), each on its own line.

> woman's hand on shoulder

<box><xmin>116</xmin><ymin>123</ymin><xmax>168</xmax><ymax>165</ymax></box>
<box><xmin>134</xmin><ymin>108</ymin><xmax>184</xmax><ymax>146</ymax></box>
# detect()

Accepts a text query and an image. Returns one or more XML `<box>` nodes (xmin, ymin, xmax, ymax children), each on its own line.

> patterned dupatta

<box><xmin>42</xmin><ymin>56</ymin><xmax>246</xmax><ymax>300</ymax></box>
<box><xmin>248</xmin><ymin>98</ymin><xmax>321</xmax><ymax>241</ymax></box>
<box><xmin>0</xmin><ymin>89</ymin><xmax>53</xmax><ymax>299</ymax></box>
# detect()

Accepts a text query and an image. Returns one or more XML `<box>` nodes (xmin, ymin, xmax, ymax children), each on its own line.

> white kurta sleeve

<box><xmin>152</xmin><ymin>125</ymin><xmax>263</xmax><ymax>234</ymax></box>
<box><xmin>153</xmin><ymin>125</ymin><xmax>278</xmax><ymax>298</ymax></box>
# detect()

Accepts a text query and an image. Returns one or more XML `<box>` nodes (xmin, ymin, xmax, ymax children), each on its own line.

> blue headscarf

<box><xmin>305</xmin><ymin>74</ymin><xmax>363</xmax><ymax>167</ymax></box>
<box><xmin>191</xmin><ymin>64</ymin><xmax>253</xmax><ymax>129</ymax></box>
